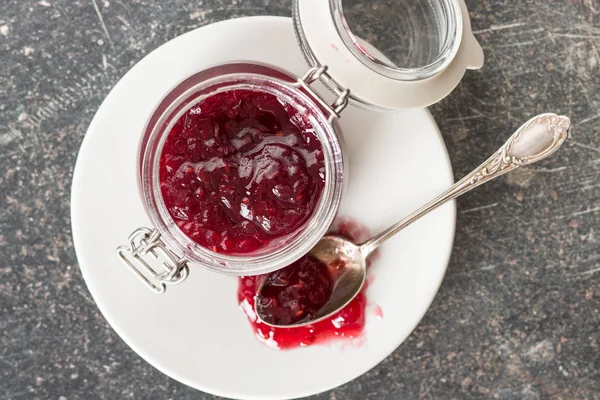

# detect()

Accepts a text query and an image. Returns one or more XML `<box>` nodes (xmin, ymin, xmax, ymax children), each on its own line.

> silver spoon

<box><xmin>256</xmin><ymin>113</ymin><xmax>570</xmax><ymax>327</ymax></box>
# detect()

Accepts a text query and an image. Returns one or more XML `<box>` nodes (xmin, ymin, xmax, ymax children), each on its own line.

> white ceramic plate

<box><xmin>71</xmin><ymin>16</ymin><xmax>455</xmax><ymax>400</ymax></box>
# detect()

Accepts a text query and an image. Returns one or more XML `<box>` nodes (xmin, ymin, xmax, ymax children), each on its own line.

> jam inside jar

<box><xmin>138</xmin><ymin>63</ymin><xmax>345</xmax><ymax>276</ymax></box>
<box><xmin>159</xmin><ymin>89</ymin><xmax>326</xmax><ymax>255</ymax></box>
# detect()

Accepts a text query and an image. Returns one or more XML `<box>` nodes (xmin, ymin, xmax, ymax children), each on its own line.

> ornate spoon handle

<box><xmin>360</xmin><ymin>113</ymin><xmax>570</xmax><ymax>255</ymax></box>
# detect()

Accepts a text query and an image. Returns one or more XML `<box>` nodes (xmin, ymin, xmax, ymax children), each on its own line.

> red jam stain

<box><xmin>237</xmin><ymin>217</ymin><xmax>379</xmax><ymax>350</ymax></box>
<box><xmin>238</xmin><ymin>275</ymin><xmax>366</xmax><ymax>350</ymax></box>
<box><xmin>159</xmin><ymin>89</ymin><xmax>325</xmax><ymax>255</ymax></box>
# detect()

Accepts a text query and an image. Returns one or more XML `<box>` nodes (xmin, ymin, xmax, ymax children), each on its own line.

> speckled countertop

<box><xmin>1</xmin><ymin>1</ymin><xmax>599</xmax><ymax>399</ymax></box>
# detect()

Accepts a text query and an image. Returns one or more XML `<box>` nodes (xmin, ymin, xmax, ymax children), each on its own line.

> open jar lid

<box><xmin>293</xmin><ymin>0</ymin><xmax>484</xmax><ymax>110</ymax></box>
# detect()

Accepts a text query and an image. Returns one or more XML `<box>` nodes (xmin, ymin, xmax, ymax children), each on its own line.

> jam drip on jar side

<box><xmin>159</xmin><ymin>89</ymin><xmax>326</xmax><ymax>255</ymax></box>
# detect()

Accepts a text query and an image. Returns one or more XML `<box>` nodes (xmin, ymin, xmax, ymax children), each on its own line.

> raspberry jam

<box><xmin>159</xmin><ymin>89</ymin><xmax>326</xmax><ymax>255</ymax></box>
<box><xmin>239</xmin><ymin>274</ymin><xmax>366</xmax><ymax>350</ymax></box>
<box><xmin>256</xmin><ymin>254</ymin><xmax>332</xmax><ymax>326</ymax></box>
<box><xmin>238</xmin><ymin>217</ymin><xmax>378</xmax><ymax>349</ymax></box>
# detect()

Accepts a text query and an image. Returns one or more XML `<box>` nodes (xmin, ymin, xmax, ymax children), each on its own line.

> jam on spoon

<box><xmin>159</xmin><ymin>89</ymin><xmax>326</xmax><ymax>255</ymax></box>
<box><xmin>238</xmin><ymin>218</ymin><xmax>377</xmax><ymax>349</ymax></box>
<box><xmin>238</xmin><ymin>274</ymin><xmax>366</xmax><ymax>350</ymax></box>
<box><xmin>256</xmin><ymin>254</ymin><xmax>333</xmax><ymax>326</ymax></box>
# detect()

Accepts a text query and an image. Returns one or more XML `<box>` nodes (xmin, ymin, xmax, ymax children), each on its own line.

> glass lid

<box><xmin>333</xmin><ymin>0</ymin><xmax>462</xmax><ymax>81</ymax></box>
<box><xmin>293</xmin><ymin>0</ymin><xmax>484</xmax><ymax>110</ymax></box>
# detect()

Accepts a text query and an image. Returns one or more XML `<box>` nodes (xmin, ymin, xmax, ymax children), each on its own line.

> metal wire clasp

<box><xmin>295</xmin><ymin>66</ymin><xmax>350</xmax><ymax>121</ymax></box>
<box><xmin>116</xmin><ymin>228</ymin><xmax>189</xmax><ymax>294</ymax></box>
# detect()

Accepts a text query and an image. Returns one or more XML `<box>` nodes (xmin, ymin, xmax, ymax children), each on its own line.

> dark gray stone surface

<box><xmin>1</xmin><ymin>0</ymin><xmax>599</xmax><ymax>399</ymax></box>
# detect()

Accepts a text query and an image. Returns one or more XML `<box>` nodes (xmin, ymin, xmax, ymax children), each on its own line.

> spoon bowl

<box><xmin>306</xmin><ymin>235</ymin><xmax>366</xmax><ymax>325</ymax></box>
<box><xmin>256</xmin><ymin>113</ymin><xmax>570</xmax><ymax>328</ymax></box>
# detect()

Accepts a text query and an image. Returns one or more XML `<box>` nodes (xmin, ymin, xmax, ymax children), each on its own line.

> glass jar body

<box><xmin>138</xmin><ymin>62</ymin><xmax>346</xmax><ymax>276</ymax></box>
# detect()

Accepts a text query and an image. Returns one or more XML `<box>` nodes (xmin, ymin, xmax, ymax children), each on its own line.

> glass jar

<box><xmin>117</xmin><ymin>0</ymin><xmax>483</xmax><ymax>293</ymax></box>
<box><xmin>144</xmin><ymin>63</ymin><xmax>345</xmax><ymax>270</ymax></box>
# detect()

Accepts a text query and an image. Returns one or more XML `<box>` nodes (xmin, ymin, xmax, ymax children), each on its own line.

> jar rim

<box><xmin>140</xmin><ymin>66</ymin><xmax>345</xmax><ymax>276</ymax></box>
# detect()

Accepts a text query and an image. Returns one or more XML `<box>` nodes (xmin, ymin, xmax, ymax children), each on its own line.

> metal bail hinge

<box><xmin>296</xmin><ymin>66</ymin><xmax>350</xmax><ymax>121</ymax></box>
<box><xmin>117</xmin><ymin>228</ymin><xmax>189</xmax><ymax>294</ymax></box>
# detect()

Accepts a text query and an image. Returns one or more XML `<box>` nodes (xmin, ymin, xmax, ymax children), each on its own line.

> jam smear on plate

<box><xmin>159</xmin><ymin>89</ymin><xmax>325</xmax><ymax>255</ymax></box>
<box><xmin>239</xmin><ymin>274</ymin><xmax>366</xmax><ymax>350</ymax></box>
<box><xmin>238</xmin><ymin>217</ymin><xmax>378</xmax><ymax>349</ymax></box>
